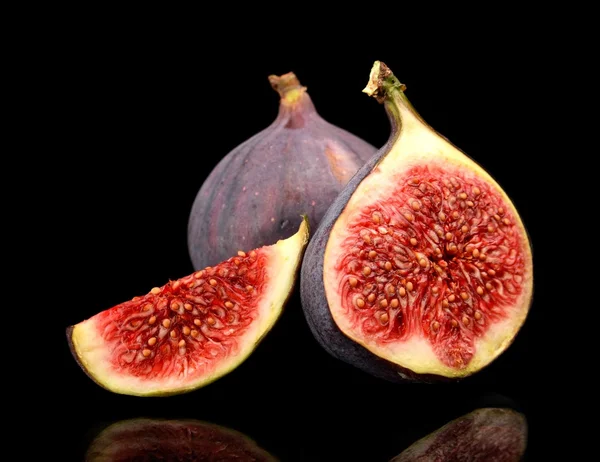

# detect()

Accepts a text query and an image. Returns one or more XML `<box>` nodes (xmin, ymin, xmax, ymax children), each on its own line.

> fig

<box><xmin>85</xmin><ymin>417</ymin><xmax>277</xmax><ymax>461</ymax></box>
<box><xmin>390</xmin><ymin>408</ymin><xmax>527</xmax><ymax>461</ymax></box>
<box><xmin>300</xmin><ymin>61</ymin><xmax>533</xmax><ymax>381</ymax></box>
<box><xmin>187</xmin><ymin>71</ymin><xmax>376</xmax><ymax>270</ymax></box>
<box><xmin>67</xmin><ymin>217</ymin><xmax>309</xmax><ymax>396</ymax></box>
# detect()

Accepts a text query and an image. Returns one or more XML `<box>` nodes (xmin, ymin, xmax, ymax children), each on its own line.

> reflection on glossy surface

<box><xmin>85</xmin><ymin>418</ymin><xmax>277</xmax><ymax>461</ymax></box>
<box><xmin>390</xmin><ymin>407</ymin><xmax>527</xmax><ymax>461</ymax></box>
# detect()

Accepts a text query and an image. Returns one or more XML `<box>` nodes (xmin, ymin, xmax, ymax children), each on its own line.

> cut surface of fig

<box><xmin>301</xmin><ymin>61</ymin><xmax>533</xmax><ymax>381</ymax></box>
<box><xmin>187</xmin><ymin>71</ymin><xmax>375</xmax><ymax>270</ymax></box>
<box><xmin>85</xmin><ymin>418</ymin><xmax>277</xmax><ymax>461</ymax></box>
<box><xmin>390</xmin><ymin>408</ymin><xmax>527</xmax><ymax>461</ymax></box>
<box><xmin>68</xmin><ymin>217</ymin><xmax>309</xmax><ymax>396</ymax></box>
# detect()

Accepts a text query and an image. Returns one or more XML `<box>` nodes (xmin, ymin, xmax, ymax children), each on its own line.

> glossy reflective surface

<box><xmin>84</xmin><ymin>418</ymin><xmax>277</xmax><ymax>461</ymax></box>
<box><xmin>390</xmin><ymin>407</ymin><xmax>527</xmax><ymax>461</ymax></box>
<box><xmin>81</xmin><ymin>406</ymin><xmax>527</xmax><ymax>461</ymax></box>
<box><xmin>56</xmin><ymin>283</ymin><xmax>549</xmax><ymax>461</ymax></box>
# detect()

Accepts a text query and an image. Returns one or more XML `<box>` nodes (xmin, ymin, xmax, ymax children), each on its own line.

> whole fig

<box><xmin>188</xmin><ymin>72</ymin><xmax>377</xmax><ymax>270</ymax></box>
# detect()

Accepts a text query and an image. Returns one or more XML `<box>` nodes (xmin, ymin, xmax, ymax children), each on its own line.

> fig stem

<box><xmin>363</xmin><ymin>60</ymin><xmax>430</xmax><ymax>131</ymax></box>
<box><xmin>269</xmin><ymin>72</ymin><xmax>307</xmax><ymax>105</ymax></box>
<box><xmin>362</xmin><ymin>61</ymin><xmax>406</xmax><ymax>103</ymax></box>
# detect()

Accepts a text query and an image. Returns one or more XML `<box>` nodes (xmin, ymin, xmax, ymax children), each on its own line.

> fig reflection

<box><xmin>390</xmin><ymin>407</ymin><xmax>527</xmax><ymax>462</ymax></box>
<box><xmin>85</xmin><ymin>417</ymin><xmax>277</xmax><ymax>461</ymax></box>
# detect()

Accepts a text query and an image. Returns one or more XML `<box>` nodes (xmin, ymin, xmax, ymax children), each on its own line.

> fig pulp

<box><xmin>85</xmin><ymin>418</ymin><xmax>277</xmax><ymax>461</ymax></box>
<box><xmin>187</xmin><ymin>72</ymin><xmax>376</xmax><ymax>270</ymax></box>
<box><xmin>301</xmin><ymin>61</ymin><xmax>533</xmax><ymax>381</ymax></box>
<box><xmin>67</xmin><ymin>217</ymin><xmax>309</xmax><ymax>397</ymax></box>
<box><xmin>390</xmin><ymin>408</ymin><xmax>527</xmax><ymax>461</ymax></box>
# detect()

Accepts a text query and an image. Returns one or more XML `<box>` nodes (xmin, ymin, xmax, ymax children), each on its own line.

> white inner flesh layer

<box><xmin>324</xmin><ymin>109</ymin><xmax>533</xmax><ymax>378</ymax></box>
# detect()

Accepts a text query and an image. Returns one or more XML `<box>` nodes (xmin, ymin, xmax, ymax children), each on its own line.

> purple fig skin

<box><xmin>299</xmin><ymin>122</ymin><xmax>434</xmax><ymax>383</ymax></box>
<box><xmin>187</xmin><ymin>73</ymin><xmax>376</xmax><ymax>270</ymax></box>
<box><xmin>299</xmin><ymin>111</ymin><xmax>453</xmax><ymax>383</ymax></box>
<box><xmin>298</xmin><ymin>75</ymin><xmax>443</xmax><ymax>383</ymax></box>
<box><xmin>390</xmin><ymin>408</ymin><xmax>527</xmax><ymax>461</ymax></box>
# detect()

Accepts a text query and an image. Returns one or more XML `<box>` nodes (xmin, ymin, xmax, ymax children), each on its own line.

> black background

<box><xmin>36</xmin><ymin>13</ymin><xmax>564</xmax><ymax>461</ymax></box>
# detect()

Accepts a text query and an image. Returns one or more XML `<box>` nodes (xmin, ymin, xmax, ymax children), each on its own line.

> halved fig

<box><xmin>85</xmin><ymin>418</ymin><xmax>277</xmax><ymax>461</ymax></box>
<box><xmin>301</xmin><ymin>61</ymin><xmax>533</xmax><ymax>381</ymax></box>
<box><xmin>390</xmin><ymin>408</ymin><xmax>527</xmax><ymax>461</ymax></box>
<box><xmin>67</xmin><ymin>217</ymin><xmax>309</xmax><ymax>396</ymax></box>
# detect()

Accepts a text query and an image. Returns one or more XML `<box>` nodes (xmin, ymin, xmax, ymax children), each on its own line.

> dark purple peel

<box><xmin>299</xmin><ymin>127</ymin><xmax>438</xmax><ymax>383</ymax></box>
<box><xmin>298</xmin><ymin>63</ymin><xmax>431</xmax><ymax>383</ymax></box>
<box><xmin>390</xmin><ymin>408</ymin><xmax>527</xmax><ymax>461</ymax></box>
<box><xmin>187</xmin><ymin>72</ymin><xmax>376</xmax><ymax>270</ymax></box>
